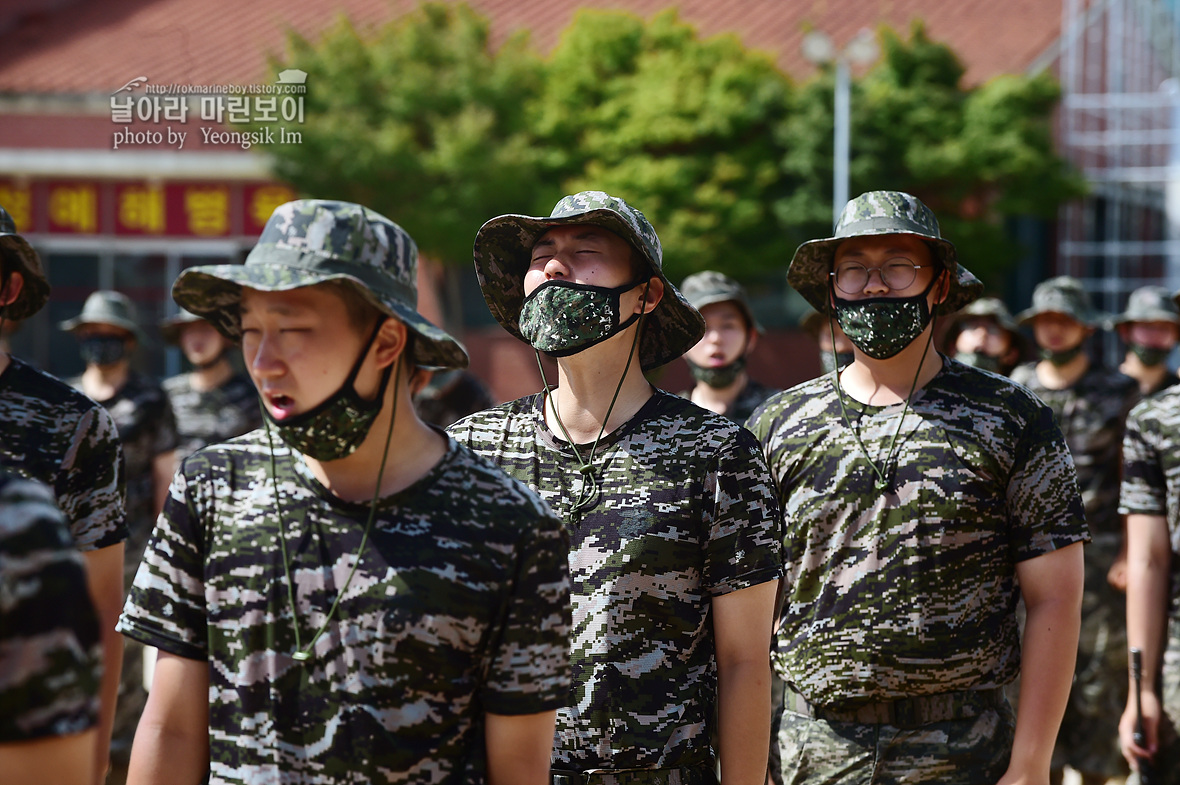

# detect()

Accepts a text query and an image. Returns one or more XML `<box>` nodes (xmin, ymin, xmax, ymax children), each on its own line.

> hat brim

<box><xmin>1016</xmin><ymin>306</ymin><xmax>1104</xmax><ymax>329</ymax></box>
<box><xmin>1109</xmin><ymin>311</ymin><xmax>1180</xmax><ymax>327</ymax></box>
<box><xmin>172</xmin><ymin>262</ymin><xmax>469</xmax><ymax>370</ymax></box>
<box><xmin>786</xmin><ymin>230</ymin><xmax>982</xmax><ymax>317</ymax></box>
<box><xmin>473</xmin><ymin>210</ymin><xmax>705</xmax><ymax>371</ymax></box>
<box><xmin>59</xmin><ymin>314</ymin><xmax>143</xmax><ymax>341</ymax></box>
<box><xmin>0</xmin><ymin>235</ymin><xmax>50</xmax><ymax>320</ymax></box>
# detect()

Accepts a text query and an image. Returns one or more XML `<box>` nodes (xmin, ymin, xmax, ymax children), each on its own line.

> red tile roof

<box><xmin>0</xmin><ymin>0</ymin><xmax>1064</xmax><ymax>96</ymax></box>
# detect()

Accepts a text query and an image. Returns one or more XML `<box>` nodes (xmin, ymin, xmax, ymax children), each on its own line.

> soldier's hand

<box><xmin>1107</xmin><ymin>554</ymin><xmax>1128</xmax><ymax>592</ymax></box>
<box><xmin>1119</xmin><ymin>690</ymin><xmax>1160</xmax><ymax>769</ymax></box>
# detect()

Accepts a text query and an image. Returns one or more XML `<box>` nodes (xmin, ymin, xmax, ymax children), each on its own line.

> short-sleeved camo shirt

<box><xmin>0</xmin><ymin>356</ymin><xmax>127</xmax><ymax>551</ymax></box>
<box><xmin>449</xmin><ymin>390</ymin><xmax>783</xmax><ymax>770</ymax></box>
<box><xmin>0</xmin><ymin>470</ymin><xmax>102</xmax><ymax>742</ymax></box>
<box><xmin>118</xmin><ymin>431</ymin><xmax>571</xmax><ymax>785</ymax></box>
<box><xmin>746</xmin><ymin>358</ymin><xmax>1088</xmax><ymax>706</ymax></box>
<box><xmin>163</xmin><ymin>371</ymin><xmax>262</xmax><ymax>462</ymax></box>
<box><xmin>677</xmin><ymin>378</ymin><xmax>781</xmax><ymax>426</ymax></box>
<box><xmin>72</xmin><ymin>371</ymin><xmax>178</xmax><ymax>556</ymax></box>
<box><xmin>1010</xmin><ymin>362</ymin><xmax>1138</xmax><ymax>539</ymax></box>
<box><xmin>1120</xmin><ymin>386</ymin><xmax>1180</xmax><ymax>612</ymax></box>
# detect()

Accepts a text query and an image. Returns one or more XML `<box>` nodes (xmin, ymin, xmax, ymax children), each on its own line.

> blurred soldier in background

<box><xmin>1111</xmin><ymin>285</ymin><xmax>1180</xmax><ymax>398</ymax></box>
<box><xmin>946</xmin><ymin>296</ymin><xmax>1025</xmax><ymax>376</ymax></box>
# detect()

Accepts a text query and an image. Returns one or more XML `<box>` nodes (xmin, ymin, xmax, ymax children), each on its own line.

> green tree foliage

<box><xmin>529</xmin><ymin>9</ymin><xmax>794</xmax><ymax>281</ymax></box>
<box><xmin>258</xmin><ymin>3</ymin><xmax>544</xmax><ymax>268</ymax></box>
<box><xmin>779</xmin><ymin>22</ymin><xmax>1085</xmax><ymax>288</ymax></box>
<box><xmin>259</xmin><ymin>6</ymin><xmax>1082</xmax><ymax>296</ymax></box>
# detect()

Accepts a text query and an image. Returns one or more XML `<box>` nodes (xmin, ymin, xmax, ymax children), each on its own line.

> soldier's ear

<box><xmin>0</xmin><ymin>270</ymin><xmax>24</xmax><ymax>307</ymax></box>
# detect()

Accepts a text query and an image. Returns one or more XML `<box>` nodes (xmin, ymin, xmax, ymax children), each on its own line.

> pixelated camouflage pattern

<box><xmin>163</xmin><ymin>371</ymin><xmax>262</xmax><ymax>462</ymax></box>
<box><xmin>680</xmin><ymin>271</ymin><xmax>760</xmax><ymax>332</ymax></box>
<box><xmin>1009</xmin><ymin>360</ymin><xmax>1137</xmax><ymax>776</ymax></box>
<box><xmin>1010</xmin><ymin>362</ymin><xmax>1138</xmax><ymax>539</ymax></box>
<box><xmin>0</xmin><ymin>204</ymin><xmax>50</xmax><ymax>320</ymax></box>
<box><xmin>0</xmin><ymin>356</ymin><xmax>127</xmax><ymax>551</ymax></box>
<box><xmin>1149</xmin><ymin>617</ymin><xmax>1180</xmax><ymax>784</ymax></box>
<box><xmin>473</xmin><ymin>191</ymin><xmax>706</xmax><ymax>371</ymax></box>
<box><xmin>777</xmin><ymin>700</ymin><xmax>1015</xmax><ymax>785</ymax></box>
<box><xmin>1111</xmin><ymin>284</ymin><xmax>1180</xmax><ymax>327</ymax></box>
<box><xmin>518</xmin><ymin>282</ymin><xmax>628</xmax><ymax>355</ymax></box>
<box><xmin>59</xmin><ymin>289</ymin><xmax>145</xmax><ymax>341</ymax></box>
<box><xmin>677</xmin><ymin>378</ymin><xmax>779</xmax><ymax>425</ymax></box>
<box><xmin>787</xmin><ymin>191</ymin><xmax>983</xmax><ymax>318</ymax></box>
<box><xmin>1120</xmin><ymin>385</ymin><xmax>1180</xmax><ymax>610</ymax></box>
<box><xmin>71</xmin><ymin>370</ymin><xmax>178</xmax><ymax>567</ymax></box>
<box><xmin>173</xmin><ymin>199</ymin><xmax>468</xmax><ymax>370</ymax></box>
<box><xmin>118</xmin><ymin>432</ymin><xmax>571</xmax><ymax>785</ymax></box>
<box><xmin>1015</xmin><ymin>276</ymin><xmax>1104</xmax><ymax>327</ymax></box>
<box><xmin>833</xmin><ymin>295</ymin><xmax>933</xmax><ymax>360</ymax></box>
<box><xmin>745</xmin><ymin>357</ymin><xmax>1088</xmax><ymax>706</ymax></box>
<box><xmin>0</xmin><ymin>471</ymin><xmax>102</xmax><ymax>742</ymax></box>
<box><xmin>449</xmin><ymin>390</ymin><xmax>783</xmax><ymax>771</ymax></box>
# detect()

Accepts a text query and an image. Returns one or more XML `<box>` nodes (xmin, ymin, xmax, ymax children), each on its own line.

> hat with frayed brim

<box><xmin>172</xmin><ymin>200</ymin><xmax>468</xmax><ymax>370</ymax></box>
<box><xmin>474</xmin><ymin>191</ymin><xmax>704</xmax><ymax>371</ymax></box>
<box><xmin>0</xmin><ymin>205</ymin><xmax>50</xmax><ymax>320</ymax></box>
<box><xmin>787</xmin><ymin>190</ymin><xmax>983</xmax><ymax>317</ymax></box>
<box><xmin>159</xmin><ymin>308</ymin><xmax>207</xmax><ymax>345</ymax></box>
<box><xmin>1016</xmin><ymin>276</ymin><xmax>1104</xmax><ymax>328</ymax></box>
<box><xmin>60</xmin><ymin>290</ymin><xmax>144</xmax><ymax>341</ymax></box>
<box><xmin>680</xmin><ymin>270</ymin><xmax>762</xmax><ymax>333</ymax></box>
<box><xmin>1111</xmin><ymin>285</ymin><xmax>1180</xmax><ymax>327</ymax></box>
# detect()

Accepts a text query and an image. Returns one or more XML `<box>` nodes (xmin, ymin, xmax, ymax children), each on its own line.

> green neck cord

<box><xmin>264</xmin><ymin>354</ymin><xmax>403</xmax><ymax>663</ymax></box>
<box><xmin>834</xmin><ymin>324</ymin><xmax>934</xmax><ymax>491</ymax></box>
<box><xmin>535</xmin><ymin>285</ymin><xmax>649</xmax><ymax>524</ymax></box>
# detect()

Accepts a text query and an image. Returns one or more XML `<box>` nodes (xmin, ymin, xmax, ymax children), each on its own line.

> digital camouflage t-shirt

<box><xmin>0</xmin><ymin>356</ymin><xmax>126</xmax><ymax>551</ymax></box>
<box><xmin>746</xmin><ymin>358</ymin><xmax>1088</xmax><ymax>706</ymax></box>
<box><xmin>1120</xmin><ymin>385</ymin><xmax>1180</xmax><ymax>611</ymax></box>
<box><xmin>1010</xmin><ymin>361</ymin><xmax>1138</xmax><ymax>539</ymax></box>
<box><xmin>164</xmin><ymin>371</ymin><xmax>262</xmax><ymax>462</ymax></box>
<box><xmin>0</xmin><ymin>471</ymin><xmax>102</xmax><ymax>742</ymax></box>
<box><xmin>449</xmin><ymin>389</ymin><xmax>783</xmax><ymax>771</ymax></box>
<box><xmin>71</xmin><ymin>370</ymin><xmax>178</xmax><ymax>553</ymax></box>
<box><xmin>118</xmin><ymin>431</ymin><xmax>571</xmax><ymax>785</ymax></box>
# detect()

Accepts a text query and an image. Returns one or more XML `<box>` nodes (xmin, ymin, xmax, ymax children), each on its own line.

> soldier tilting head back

<box><xmin>747</xmin><ymin>190</ymin><xmax>1088</xmax><ymax>785</ymax></box>
<box><xmin>451</xmin><ymin>190</ymin><xmax>783</xmax><ymax>784</ymax></box>
<box><xmin>118</xmin><ymin>199</ymin><xmax>571</xmax><ymax>784</ymax></box>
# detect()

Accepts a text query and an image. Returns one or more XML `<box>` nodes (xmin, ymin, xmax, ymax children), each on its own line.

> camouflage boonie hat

<box><xmin>1110</xmin><ymin>285</ymin><xmax>1180</xmax><ymax>327</ymax></box>
<box><xmin>949</xmin><ymin>296</ymin><xmax>1021</xmax><ymax>334</ymax></box>
<box><xmin>680</xmin><ymin>270</ymin><xmax>761</xmax><ymax>332</ymax></box>
<box><xmin>60</xmin><ymin>290</ymin><xmax>144</xmax><ymax>341</ymax></box>
<box><xmin>1016</xmin><ymin>276</ymin><xmax>1103</xmax><ymax>327</ymax></box>
<box><xmin>0</xmin><ymin>205</ymin><xmax>50</xmax><ymax>320</ymax></box>
<box><xmin>787</xmin><ymin>190</ymin><xmax>983</xmax><ymax>317</ymax></box>
<box><xmin>159</xmin><ymin>309</ymin><xmax>207</xmax><ymax>344</ymax></box>
<box><xmin>473</xmin><ymin>191</ymin><xmax>705</xmax><ymax>371</ymax></box>
<box><xmin>173</xmin><ymin>200</ymin><xmax>468</xmax><ymax>369</ymax></box>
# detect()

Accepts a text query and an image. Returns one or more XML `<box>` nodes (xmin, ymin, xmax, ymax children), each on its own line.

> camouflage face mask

<box><xmin>263</xmin><ymin>319</ymin><xmax>393</xmax><ymax>461</ymax></box>
<box><xmin>832</xmin><ymin>276</ymin><xmax>937</xmax><ymax>360</ymax></box>
<box><xmin>1129</xmin><ymin>342</ymin><xmax>1171</xmax><ymax>368</ymax></box>
<box><xmin>1039</xmin><ymin>343</ymin><xmax>1085</xmax><ymax>367</ymax></box>
<box><xmin>519</xmin><ymin>278</ymin><xmax>646</xmax><ymax>357</ymax></box>
<box><xmin>687</xmin><ymin>355</ymin><xmax>746</xmax><ymax>389</ymax></box>
<box><xmin>954</xmin><ymin>351</ymin><xmax>1002</xmax><ymax>373</ymax></box>
<box><xmin>78</xmin><ymin>335</ymin><xmax>130</xmax><ymax>366</ymax></box>
<box><xmin>820</xmin><ymin>350</ymin><xmax>855</xmax><ymax>374</ymax></box>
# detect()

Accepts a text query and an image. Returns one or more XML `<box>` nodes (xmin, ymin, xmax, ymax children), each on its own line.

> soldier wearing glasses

<box><xmin>747</xmin><ymin>191</ymin><xmax>1087</xmax><ymax>784</ymax></box>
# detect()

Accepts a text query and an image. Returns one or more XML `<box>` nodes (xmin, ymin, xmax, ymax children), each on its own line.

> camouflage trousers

<box><xmin>1052</xmin><ymin>536</ymin><xmax>1129</xmax><ymax>778</ymax></box>
<box><xmin>776</xmin><ymin>690</ymin><xmax>1016</xmax><ymax>784</ymax></box>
